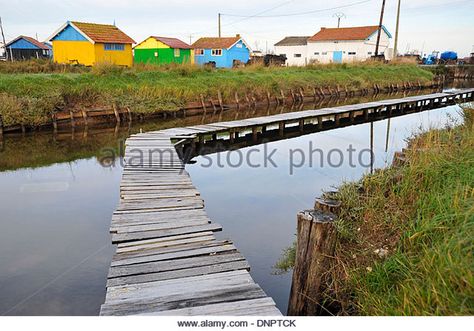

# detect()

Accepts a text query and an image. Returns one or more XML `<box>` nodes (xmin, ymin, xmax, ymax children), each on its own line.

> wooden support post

<box><xmin>229</xmin><ymin>130</ymin><xmax>234</xmax><ymax>143</ymax></box>
<box><xmin>245</xmin><ymin>93</ymin><xmax>251</xmax><ymax>109</ymax></box>
<box><xmin>313</xmin><ymin>87</ymin><xmax>318</xmax><ymax>102</ymax></box>
<box><xmin>279</xmin><ymin>121</ymin><xmax>285</xmax><ymax>137</ymax></box>
<box><xmin>212</xmin><ymin>133</ymin><xmax>217</xmax><ymax>141</ymax></box>
<box><xmin>252</xmin><ymin>127</ymin><xmax>258</xmax><ymax>142</ymax></box>
<box><xmin>127</xmin><ymin>107</ymin><xmax>132</xmax><ymax>122</ymax></box>
<box><xmin>210</xmin><ymin>99</ymin><xmax>217</xmax><ymax>113</ymax></box>
<box><xmin>299</xmin><ymin>119</ymin><xmax>304</xmax><ymax>133</ymax></box>
<box><xmin>113</xmin><ymin>104</ymin><xmax>121</xmax><ymax>124</ymax></box>
<box><xmin>200</xmin><ymin>94</ymin><xmax>207</xmax><ymax>114</ymax></box>
<box><xmin>335</xmin><ymin>114</ymin><xmax>340</xmax><ymax>126</ymax></box>
<box><xmin>290</xmin><ymin>89</ymin><xmax>296</xmax><ymax>104</ymax></box>
<box><xmin>0</xmin><ymin>114</ymin><xmax>3</xmax><ymax>138</ymax></box>
<box><xmin>266</xmin><ymin>91</ymin><xmax>271</xmax><ymax>106</ymax></box>
<box><xmin>349</xmin><ymin>110</ymin><xmax>355</xmax><ymax>123</ymax></box>
<box><xmin>319</xmin><ymin>87</ymin><xmax>325</xmax><ymax>98</ymax></box>
<box><xmin>70</xmin><ymin>110</ymin><xmax>75</xmax><ymax>128</ymax></box>
<box><xmin>316</xmin><ymin>116</ymin><xmax>323</xmax><ymax>130</ymax></box>
<box><xmin>81</xmin><ymin>108</ymin><xmax>88</xmax><ymax>126</ymax></box>
<box><xmin>287</xmin><ymin>209</ymin><xmax>338</xmax><ymax>316</ymax></box>
<box><xmin>234</xmin><ymin>92</ymin><xmax>240</xmax><ymax>110</ymax></box>
<box><xmin>52</xmin><ymin>112</ymin><xmax>58</xmax><ymax>132</ymax></box>
<box><xmin>299</xmin><ymin>88</ymin><xmax>305</xmax><ymax>103</ymax></box>
<box><xmin>280</xmin><ymin>89</ymin><xmax>286</xmax><ymax>103</ymax></box>
<box><xmin>364</xmin><ymin>109</ymin><xmax>369</xmax><ymax>120</ymax></box>
<box><xmin>217</xmin><ymin>90</ymin><xmax>224</xmax><ymax>111</ymax></box>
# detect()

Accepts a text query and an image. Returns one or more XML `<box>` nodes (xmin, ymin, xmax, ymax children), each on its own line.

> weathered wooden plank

<box><xmin>137</xmin><ymin>297</ymin><xmax>279</xmax><ymax>316</ymax></box>
<box><xmin>117</xmin><ymin>231</ymin><xmax>215</xmax><ymax>250</ymax></box>
<box><xmin>111</xmin><ymin>244</ymin><xmax>238</xmax><ymax>267</ymax></box>
<box><xmin>108</xmin><ymin>253</ymin><xmax>245</xmax><ymax>279</ymax></box>
<box><xmin>106</xmin><ymin>260</ymin><xmax>250</xmax><ymax>288</ymax></box>
<box><xmin>100</xmin><ymin>283</ymin><xmax>264</xmax><ymax>315</ymax></box>
<box><xmin>111</xmin><ymin>219</ymin><xmax>210</xmax><ymax>234</ymax></box>
<box><xmin>111</xmin><ymin>223</ymin><xmax>222</xmax><ymax>243</ymax></box>
<box><xmin>113</xmin><ymin>239</ymin><xmax>226</xmax><ymax>258</ymax></box>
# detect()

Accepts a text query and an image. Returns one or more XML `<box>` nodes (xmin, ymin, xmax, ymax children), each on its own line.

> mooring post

<box><xmin>287</xmin><ymin>203</ymin><xmax>338</xmax><ymax>316</ymax></box>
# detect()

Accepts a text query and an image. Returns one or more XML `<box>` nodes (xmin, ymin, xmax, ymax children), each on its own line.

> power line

<box><xmin>221</xmin><ymin>0</ymin><xmax>373</xmax><ymax>18</ymax></box>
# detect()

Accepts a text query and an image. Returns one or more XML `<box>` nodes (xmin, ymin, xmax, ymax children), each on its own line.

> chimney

<box><xmin>236</xmin><ymin>34</ymin><xmax>241</xmax><ymax>38</ymax></box>
<box><xmin>321</xmin><ymin>27</ymin><xmax>326</xmax><ymax>30</ymax></box>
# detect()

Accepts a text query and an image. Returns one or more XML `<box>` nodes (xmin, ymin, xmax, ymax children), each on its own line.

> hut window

<box><xmin>294</xmin><ymin>54</ymin><xmax>302</xmax><ymax>58</ymax></box>
<box><xmin>212</xmin><ymin>49</ymin><xmax>222</xmax><ymax>56</ymax></box>
<box><xmin>174</xmin><ymin>48</ymin><xmax>180</xmax><ymax>57</ymax></box>
<box><xmin>348</xmin><ymin>52</ymin><xmax>356</xmax><ymax>55</ymax></box>
<box><xmin>195</xmin><ymin>49</ymin><xmax>204</xmax><ymax>56</ymax></box>
<box><xmin>314</xmin><ymin>52</ymin><xmax>320</xmax><ymax>55</ymax></box>
<box><xmin>322</xmin><ymin>52</ymin><xmax>328</xmax><ymax>55</ymax></box>
<box><xmin>104</xmin><ymin>44</ymin><xmax>125</xmax><ymax>51</ymax></box>
<box><xmin>368</xmin><ymin>51</ymin><xmax>373</xmax><ymax>55</ymax></box>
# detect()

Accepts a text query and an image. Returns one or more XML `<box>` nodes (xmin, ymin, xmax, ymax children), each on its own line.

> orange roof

<box><xmin>192</xmin><ymin>36</ymin><xmax>240</xmax><ymax>49</ymax></box>
<box><xmin>309</xmin><ymin>26</ymin><xmax>383</xmax><ymax>42</ymax></box>
<box><xmin>71</xmin><ymin>21</ymin><xmax>135</xmax><ymax>44</ymax></box>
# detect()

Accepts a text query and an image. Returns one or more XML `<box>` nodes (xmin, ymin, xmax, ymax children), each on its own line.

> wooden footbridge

<box><xmin>100</xmin><ymin>88</ymin><xmax>473</xmax><ymax>316</ymax></box>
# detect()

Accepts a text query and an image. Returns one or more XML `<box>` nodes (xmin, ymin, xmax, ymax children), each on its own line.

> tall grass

<box><xmin>274</xmin><ymin>105</ymin><xmax>474</xmax><ymax>315</ymax></box>
<box><xmin>332</xmin><ymin>105</ymin><xmax>474</xmax><ymax>315</ymax></box>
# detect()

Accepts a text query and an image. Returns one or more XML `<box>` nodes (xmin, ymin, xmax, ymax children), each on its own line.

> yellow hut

<box><xmin>48</xmin><ymin>21</ymin><xmax>135</xmax><ymax>67</ymax></box>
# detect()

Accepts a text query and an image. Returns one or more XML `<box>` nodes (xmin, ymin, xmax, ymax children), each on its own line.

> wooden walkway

<box><xmin>101</xmin><ymin>88</ymin><xmax>473</xmax><ymax>316</ymax></box>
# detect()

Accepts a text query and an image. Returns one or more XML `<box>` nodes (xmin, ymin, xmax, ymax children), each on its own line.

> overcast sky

<box><xmin>1</xmin><ymin>0</ymin><xmax>473</xmax><ymax>56</ymax></box>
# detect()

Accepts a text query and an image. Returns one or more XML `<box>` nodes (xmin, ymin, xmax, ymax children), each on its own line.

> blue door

<box><xmin>333</xmin><ymin>51</ymin><xmax>343</xmax><ymax>63</ymax></box>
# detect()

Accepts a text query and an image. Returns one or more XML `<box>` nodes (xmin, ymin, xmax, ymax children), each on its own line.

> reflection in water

<box><xmin>186</xmin><ymin>105</ymin><xmax>464</xmax><ymax>313</ymax></box>
<box><xmin>0</xmin><ymin>85</ymin><xmax>469</xmax><ymax>315</ymax></box>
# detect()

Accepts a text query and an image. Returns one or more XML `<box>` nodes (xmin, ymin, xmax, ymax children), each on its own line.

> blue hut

<box><xmin>192</xmin><ymin>34</ymin><xmax>250</xmax><ymax>68</ymax></box>
<box><xmin>5</xmin><ymin>36</ymin><xmax>52</xmax><ymax>60</ymax></box>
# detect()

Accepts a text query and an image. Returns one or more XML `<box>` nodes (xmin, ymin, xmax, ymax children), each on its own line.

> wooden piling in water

<box><xmin>287</xmin><ymin>205</ymin><xmax>338</xmax><ymax>316</ymax></box>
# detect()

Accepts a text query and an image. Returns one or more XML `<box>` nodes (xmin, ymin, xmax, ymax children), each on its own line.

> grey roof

<box><xmin>274</xmin><ymin>36</ymin><xmax>310</xmax><ymax>47</ymax></box>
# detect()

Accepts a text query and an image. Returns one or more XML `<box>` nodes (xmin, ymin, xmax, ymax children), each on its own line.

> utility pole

<box><xmin>0</xmin><ymin>17</ymin><xmax>8</xmax><ymax>61</ymax></box>
<box><xmin>374</xmin><ymin>0</ymin><xmax>386</xmax><ymax>57</ymax></box>
<box><xmin>333</xmin><ymin>12</ymin><xmax>346</xmax><ymax>28</ymax></box>
<box><xmin>393</xmin><ymin>0</ymin><xmax>401</xmax><ymax>58</ymax></box>
<box><xmin>218</xmin><ymin>13</ymin><xmax>221</xmax><ymax>38</ymax></box>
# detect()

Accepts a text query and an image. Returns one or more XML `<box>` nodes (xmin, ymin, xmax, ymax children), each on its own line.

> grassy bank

<box><xmin>278</xmin><ymin>105</ymin><xmax>474</xmax><ymax>315</ymax></box>
<box><xmin>0</xmin><ymin>61</ymin><xmax>433</xmax><ymax>128</ymax></box>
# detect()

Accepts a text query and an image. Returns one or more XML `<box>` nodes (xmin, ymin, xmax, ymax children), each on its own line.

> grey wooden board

<box><xmin>111</xmin><ymin>219</ymin><xmax>210</xmax><ymax>234</ymax></box>
<box><xmin>111</xmin><ymin>244</ymin><xmax>238</xmax><ymax>267</ymax></box>
<box><xmin>113</xmin><ymin>239</ymin><xmax>229</xmax><ymax>259</ymax></box>
<box><xmin>117</xmin><ymin>231</ymin><xmax>215</xmax><ymax>249</ymax></box>
<box><xmin>137</xmin><ymin>297</ymin><xmax>279</xmax><ymax>316</ymax></box>
<box><xmin>116</xmin><ymin>235</ymin><xmax>216</xmax><ymax>254</ymax></box>
<box><xmin>106</xmin><ymin>270</ymin><xmax>254</xmax><ymax>301</ymax></box>
<box><xmin>100</xmin><ymin>283</ymin><xmax>264</xmax><ymax>315</ymax></box>
<box><xmin>106</xmin><ymin>259</ymin><xmax>250</xmax><ymax>288</ymax></box>
<box><xmin>107</xmin><ymin>253</ymin><xmax>246</xmax><ymax>279</ymax></box>
<box><xmin>111</xmin><ymin>223</ymin><xmax>222</xmax><ymax>243</ymax></box>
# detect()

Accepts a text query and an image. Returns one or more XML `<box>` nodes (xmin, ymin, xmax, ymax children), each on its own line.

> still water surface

<box><xmin>0</xmin><ymin>89</ymin><xmax>466</xmax><ymax>315</ymax></box>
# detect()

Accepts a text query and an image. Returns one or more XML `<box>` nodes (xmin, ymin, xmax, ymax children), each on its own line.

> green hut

<box><xmin>134</xmin><ymin>36</ymin><xmax>193</xmax><ymax>65</ymax></box>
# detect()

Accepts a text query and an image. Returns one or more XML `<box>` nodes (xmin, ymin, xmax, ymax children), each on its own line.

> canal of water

<box><xmin>0</xmin><ymin>86</ymin><xmax>470</xmax><ymax>315</ymax></box>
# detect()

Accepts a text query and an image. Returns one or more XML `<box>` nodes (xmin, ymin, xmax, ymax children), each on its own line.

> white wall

<box><xmin>274</xmin><ymin>44</ymin><xmax>308</xmax><ymax>66</ymax></box>
<box><xmin>307</xmin><ymin>31</ymin><xmax>391</xmax><ymax>64</ymax></box>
